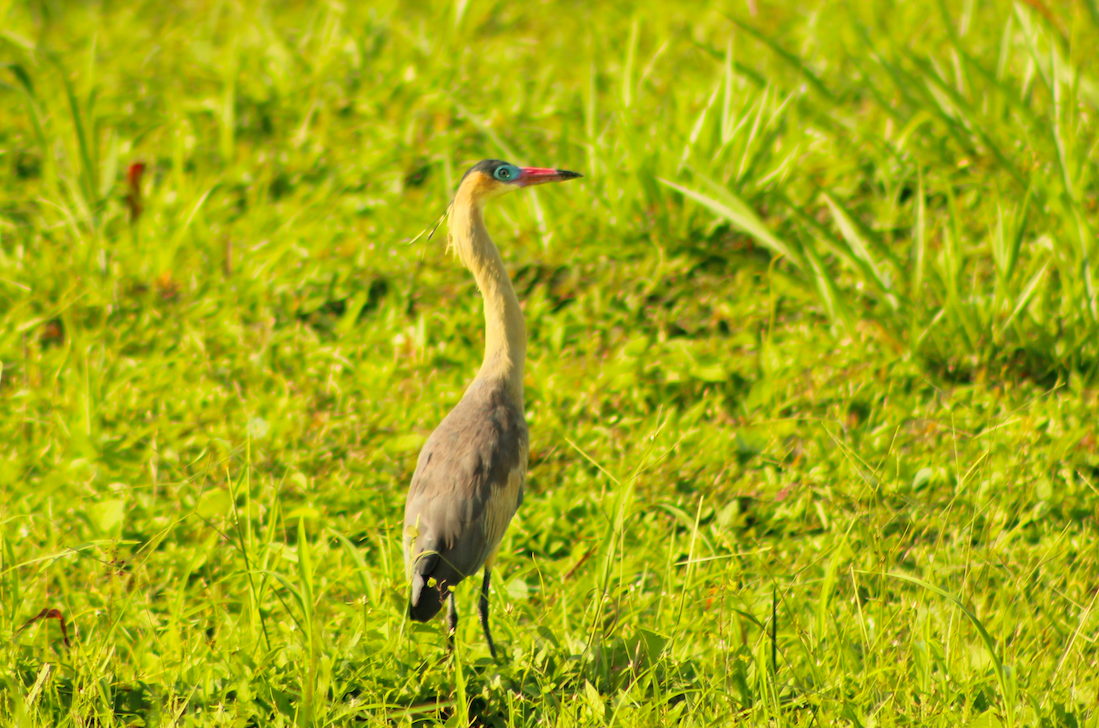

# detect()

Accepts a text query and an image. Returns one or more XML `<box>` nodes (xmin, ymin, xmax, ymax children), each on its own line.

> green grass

<box><xmin>2</xmin><ymin>0</ymin><xmax>1098</xmax><ymax>725</ymax></box>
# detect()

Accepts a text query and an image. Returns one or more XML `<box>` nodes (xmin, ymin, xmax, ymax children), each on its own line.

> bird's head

<box><xmin>457</xmin><ymin>159</ymin><xmax>582</xmax><ymax>206</ymax></box>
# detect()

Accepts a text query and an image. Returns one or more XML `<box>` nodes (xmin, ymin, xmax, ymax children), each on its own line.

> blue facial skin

<box><xmin>492</xmin><ymin>164</ymin><xmax>521</xmax><ymax>182</ymax></box>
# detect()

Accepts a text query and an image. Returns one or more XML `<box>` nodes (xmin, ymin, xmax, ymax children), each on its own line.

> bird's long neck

<box><xmin>449</xmin><ymin>191</ymin><xmax>526</xmax><ymax>407</ymax></box>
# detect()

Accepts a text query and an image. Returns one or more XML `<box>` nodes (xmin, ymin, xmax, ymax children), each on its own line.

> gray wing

<box><xmin>403</xmin><ymin>378</ymin><xmax>528</xmax><ymax>621</ymax></box>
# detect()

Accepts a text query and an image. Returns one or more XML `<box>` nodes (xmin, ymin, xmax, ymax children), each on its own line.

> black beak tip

<box><xmin>558</xmin><ymin>169</ymin><xmax>583</xmax><ymax>180</ymax></box>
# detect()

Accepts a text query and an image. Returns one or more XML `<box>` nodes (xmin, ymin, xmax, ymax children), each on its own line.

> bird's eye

<box><xmin>494</xmin><ymin>166</ymin><xmax>514</xmax><ymax>181</ymax></box>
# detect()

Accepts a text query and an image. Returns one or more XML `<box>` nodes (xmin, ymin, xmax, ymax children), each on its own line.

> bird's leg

<box><xmin>479</xmin><ymin>567</ymin><xmax>497</xmax><ymax>660</ymax></box>
<box><xmin>446</xmin><ymin>590</ymin><xmax>458</xmax><ymax>653</ymax></box>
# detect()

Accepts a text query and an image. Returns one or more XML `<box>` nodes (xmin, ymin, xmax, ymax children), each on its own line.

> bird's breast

<box><xmin>481</xmin><ymin>456</ymin><xmax>526</xmax><ymax>551</ymax></box>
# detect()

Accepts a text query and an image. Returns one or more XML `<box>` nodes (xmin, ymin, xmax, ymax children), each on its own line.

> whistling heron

<box><xmin>403</xmin><ymin>159</ymin><xmax>582</xmax><ymax>658</ymax></box>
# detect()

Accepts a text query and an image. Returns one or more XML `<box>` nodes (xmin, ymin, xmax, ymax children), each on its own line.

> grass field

<box><xmin>2</xmin><ymin>0</ymin><xmax>1099</xmax><ymax>725</ymax></box>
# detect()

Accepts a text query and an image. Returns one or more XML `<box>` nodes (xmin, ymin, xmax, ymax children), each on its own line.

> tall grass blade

<box><xmin>721</xmin><ymin>37</ymin><xmax>736</xmax><ymax>145</ymax></box>
<box><xmin>884</xmin><ymin>572</ymin><xmax>1016</xmax><ymax>727</ymax></box>
<box><xmin>453</xmin><ymin>0</ymin><xmax>470</xmax><ymax>30</ymax></box>
<box><xmin>821</xmin><ymin>192</ymin><xmax>898</xmax><ymax>310</ymax></box>
<box><xmin>657</xmin><ymin>174</ymin><xmax>804</xmax><ymax>269</ymax></box>
<box><xmin>1014</xmin><ymin>6</ymin><xmax>1053</xmax><ymax>97</ymax></box>
<box><xmin>227</xmin><ymin>462</ymin><xmax>271</xmax><ymax>650</ymax></box>
<box><xmin>906</xmin><ymin>52</ymin><xmax>1026</xmax><ymax>187</ymax></box>
<box><xmin>6</xmin><ymin>65</ymin><xmax>50</xmax><ymax>170</ymax></box>
<box><xmin>914</xmin><ymin>172</ymin><xmax>926</xmax><ymax>301</ymax></box>
<box><xmin>1085</xmin><ymin>0</ymin><xmax>1099</xmax><ymax>31</ymax></box>
<box><xmin>585</xmin><ymin>60</ymin><xmax>598</xmax><ymax>176</ymax></box>
<box><xmin>728</xmin><ymin>17</ymin><xmax>835</xmax><ymax>101</ymax></box>
<box><xmin>163</xmin><ymin>185</ymin><xmax>217</xmax><ymax>272</ymax></box>
<box><xmin>565</xmin><ymin>436</ymin><xmax>628</xmax><ymax>646</ymax></box>
<box><xmin>941</xmin><ymin>186</ymin><xmax>979</xmax><ymax>348</ymax></box>
<box><xmin>453</xmin><ymin>641</ymin><xmax>469</xmax><ymax>727</ymax></box>
<box><xmin>220</xmin><ymin>39</ymin><xmax>237</xmax><ymax>162</ymax></box>
<box><xmin>804</xmin><ymin>240</ymin><xmax>858</xmax><ymax>335</ymax></box>
<box><xmin>692</xmin><ymin>37</ymin><xmax>766</xmax><ymax>88</ymax></box>
<box><xmin>999</xmin><ymin>257</ymin><xmax>1051</xmax><ymax>335</ymax></box>
<box><xmin>1006</xmin><ymin>185</ymin><xmax>1032</xmax><ymax>283</ymax></box>
<box><xmin>59</xmin><ymin>70</ymin><xmax>99</xmax><ymax>228</ymax></box>
<box><xmin>622</xmin><ymin>18</ymin><xmax>638</xmax><ymax>109</ymax></box>
<box><xmin>296</xmin><ymin>516</ymin><xmax>316</xmax><ymax>728</ymax></box>
<box><xmin>678</xmin><ymin>83</ymin><xmax>720</xmax><ymax>172</ymax></box>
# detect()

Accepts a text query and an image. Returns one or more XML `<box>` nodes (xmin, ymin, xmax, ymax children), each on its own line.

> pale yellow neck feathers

<box><xmin>449</xmin><ymin>189</ymin><xmax>526</xmax><ymax>405</ymax></box>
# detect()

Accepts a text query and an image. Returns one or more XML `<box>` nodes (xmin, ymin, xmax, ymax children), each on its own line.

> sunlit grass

<box><xmin>1</xmin><ymin>0</ymin><xmax>1098</xmax><ymax>725</ymax></box>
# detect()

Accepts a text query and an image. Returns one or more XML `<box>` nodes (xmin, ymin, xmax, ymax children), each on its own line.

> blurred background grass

<box><xmin>1</xmin><ymin>0</ymin><xmax>1098</xmax><ymax>725</ymax></box>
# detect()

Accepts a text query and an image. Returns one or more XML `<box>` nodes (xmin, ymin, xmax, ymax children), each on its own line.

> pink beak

<box><xmin>517</xmin><ymin>167</ymin><xmax>583</xmax><ymax>187</ymax></box>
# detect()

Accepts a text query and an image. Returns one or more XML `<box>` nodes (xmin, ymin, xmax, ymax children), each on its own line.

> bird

<box><xmin>403</xmin><ymin>159</ymin><xmax>582</xmax><ymax>659</ymax></box>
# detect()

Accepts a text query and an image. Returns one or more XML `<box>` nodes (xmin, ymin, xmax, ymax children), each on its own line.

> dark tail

<box><xmin>407</xmin><ymin>547</ymin><xmax>468</xmax><ymax>622</ymax></box>
<box><xmin>408</xmin><ymin>572</ymin><xmax>445</xmax><ymax>622</ymax></box>
<box><xmin>408</xmin><ymin>548</ymin><xmax>444</xmax><ymax>622</ymax></box>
